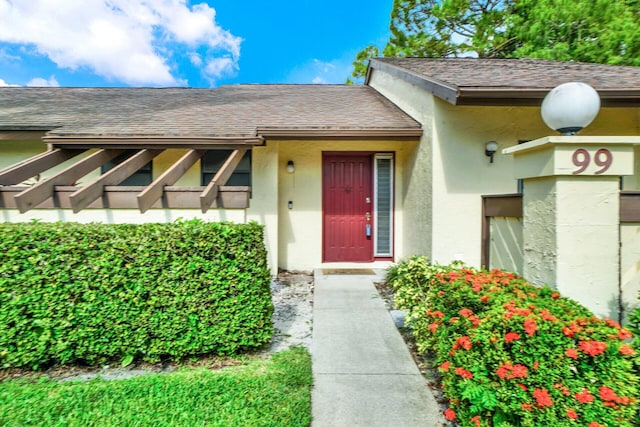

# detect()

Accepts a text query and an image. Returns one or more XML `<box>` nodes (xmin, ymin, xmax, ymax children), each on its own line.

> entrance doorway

<box><xmin>322</xmin><ymin>154</ymin><xmax>374</xmax><ymax>262</ymax></box>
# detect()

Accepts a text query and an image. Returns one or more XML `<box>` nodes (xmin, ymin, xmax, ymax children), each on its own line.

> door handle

<box><xmin>365</xmin><ymin>212</ymin><xmax>371</xmax><ymax>221</ymax></box>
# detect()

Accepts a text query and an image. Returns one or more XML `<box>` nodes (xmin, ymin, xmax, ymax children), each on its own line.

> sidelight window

<box><xmin>374</xmin><ymin>154</ymin><xmax>393</xmax><ymax>257</ymax></box>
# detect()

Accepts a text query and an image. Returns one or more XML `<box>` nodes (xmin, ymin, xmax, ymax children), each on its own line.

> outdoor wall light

<box><xmin>541</xmin><ymin>82</ymin><xmax>601</xmax><ymax>135</ymax></box>
<box><xmin>485</xmin><ymin>141</ymin><xmax>499</xmax><ymax>163</ymax></box>
<box><xmin>286</xmin><ymin>160</ymin><xmax>295</xmax><ymax>173</ymax></box>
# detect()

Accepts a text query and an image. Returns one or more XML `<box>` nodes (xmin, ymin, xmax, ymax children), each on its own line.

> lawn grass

<box><xmin>0</xmin><ymin>347</ymin><xmax>312</xmax><ymax>427</ymax></box>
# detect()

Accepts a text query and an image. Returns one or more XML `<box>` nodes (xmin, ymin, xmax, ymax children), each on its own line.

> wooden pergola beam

<box><xmin>14</xmin><ymin>149</ymin><xmax>125</xmax><ymax>213</ymax></box>
<box><xmin>137</xmin><ymin>149</ymin><xmax>205</xmax><ymax>213</ymax></box>
<box><xmin>200</xmin><ymin>149</ymin><xmax>246</xmax><ymax>213</ymax></box>
<box><xmin>69</xmin><ymin>149</ymin><xmax>163</xmax><ymax>213</ymax></box>
<box><xmin>0</xmin><ymin>148</ymin><xmax>84</xmax><ymax>185</ymax></box>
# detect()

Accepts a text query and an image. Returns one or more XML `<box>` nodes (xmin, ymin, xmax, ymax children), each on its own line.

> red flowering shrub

<box><xmin>388</xmin><ymin>257</ymin><xmax>640</xmax><ymax>427</ymax></box>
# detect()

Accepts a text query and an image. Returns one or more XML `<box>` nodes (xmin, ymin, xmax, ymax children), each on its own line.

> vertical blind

<box><xmin>375</xmin><ymin>154</ymin><xmax>393</xmax><ymax>256</ymax></box>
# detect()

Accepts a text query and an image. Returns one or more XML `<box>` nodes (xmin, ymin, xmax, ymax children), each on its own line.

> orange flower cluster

<box><xmin>567</xmin><ymin>408</ymin><xmax>579</xmax><ymax>419</ymax></box>
<box><xmin>578</xmin><ymin>340</ymin><xmax>607</xmax><ymax>357</ymax></box>
<box><xmin>458</xmin><ymin>307</ymin><xmax>481</xmax><ymax>326</ymax></box>
<box><xmin>553</xmin><ymin>383</ymin><xmax>571</xmax><ymax>396</ymax></box>
<box><xmin>455</xmin><ymin>367</ymin><xmax>473</xmax><ymax>379</ymax></box>
<box><xmin>619</xmin><ymin>344</ymin><xmax>635</xmax><ymax>355</ymax></box>
<box><xmin>575</xmin><ymin>389</ymin><xmax>594</xmax><ymax>404</ymax></box>
<box><xmin>503</xmin><ymin>301</ymin><xmax>532</xmax><ymax>319</ymax></box>
<box><xmin>618</xmin><ymin>328</ymin><xmax>633</xmax><ymax>340</ymax></box>
<box><xmin>533</xmin><ymin>388</ymin><xmax>553</xmax><ymax>407</ymax></box>
<box><xmin>504</xmin><ymin>331</ymin><xmax>520</xmax><ymax>343</ymax></box>
<box><xmin>562</xmin><ymin>318</ymin><xmax>587</xmax><ymax>337</ymax></box>
<box><xmin>521</xmin><ymin>403</ymin><xmax>533</xmax><ymax>411</ymax></box>
<box><xmin>496</xmin><ymin>362</ymin><xmax>528</xmax><ymax>380</ymax></box>
<box><xmin>523</xmin><ymin>318</ymin><xmax>537</xmax><ymax>336</ymax></box>
<box><xmin>444</xmin><ymin>408</ymin><xmax>456</xmax><ymax>421</ymax></box>
<box><xmin>565</xmin><ymin>347</ymin><xmax>579</xmax><ymax>359</ymax></box>
<box><xmin>539</xmin><ymin>309</ymin><xmax>557</xmax><ymax>322</ymax></box>
<box><xmin>452</xmin><ymin>335</ymin><xmax>472</xmax><ymax>351</ymax></box>
<box><xmin>599</xmin><ymin>385</ymin><xmax>634</xmax><ymax>407</ymax></box>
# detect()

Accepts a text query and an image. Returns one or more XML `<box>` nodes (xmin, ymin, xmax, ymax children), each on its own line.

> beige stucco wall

<box><xmin>522</xmin><ymin>176</ymin><xmax>622</xmax><ymax>319</ymax></box>
<box><xmin>367</xmin><ymin>70</ymin><xmax>434</xmax><ymax>261</ymax></box>
<box><xmin>0</xmin><ymin>140</ymin><xmax>46</xmax><ymax>171</ymax></box>
<box><xmin>275</xmin><ymin>139</ymin><xmax>415</xmax><ymax>271</ymax></box>
<box><xmin>246</xmin><ymin>143</ymin><xmax>279</xmax><ymax>273</ymax></box>
<box><xmin>369</xmin><ymin>67</ymin><xmax>640</xmax><ymax>268</ymax></box>
<box><xmin>621</xmin><ymin>223</ymin><xmax>640</xmax><ymax>322</ymax></box>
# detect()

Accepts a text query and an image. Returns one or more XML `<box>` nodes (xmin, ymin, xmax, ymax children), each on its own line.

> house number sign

<box><xmin>571</xmin><ymin>148</ymin><xmax>613</xmax><ymax>175</ymax></box>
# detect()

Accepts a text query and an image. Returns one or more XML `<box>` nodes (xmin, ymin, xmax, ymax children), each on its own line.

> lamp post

<box><xmin>541</xmin><ymin>82</ymin><xmax>600</xmax><ymax>135</ymax></box>
<box><xmin>503</xmin><ymin>82</ymin><xmax>640</xmax><ymax>320</ymax></box>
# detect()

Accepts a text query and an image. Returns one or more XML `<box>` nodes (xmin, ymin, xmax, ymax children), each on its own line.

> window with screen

<box><xmin>201</xmin><ymin>150</ymin><xmax>252</xmax><ymax>186</ymax></box>
<box><xmin>100</xmin><ymin>151</ymin><xmax>152</xmax><ymax>186</ymax></box>
<box><xmin>374</xmin><ymin>154</ymin><xmax>393</xmax><ymax>257</ymax></box>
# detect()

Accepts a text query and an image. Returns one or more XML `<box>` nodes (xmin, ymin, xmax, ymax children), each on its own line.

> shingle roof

<box><xmin>0</xmin><ymin>85</ymin><xmax>422</xmax><ymax>141</ymax></box>
<box><xmin>369</xmin><ymin>58</ymin><xmax>640</xmax><ymax>106</ymax></box>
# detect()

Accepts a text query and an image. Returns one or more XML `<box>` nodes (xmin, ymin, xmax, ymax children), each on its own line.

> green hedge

<box><xmin>0</xmin><ymin>220</ymin><xmax>273</xmax><ymax>369</ymax></box>
<box><xmin>388</xmin><ymin>256</ymin><xmax>639</xmax><ymax>427</ymax></box>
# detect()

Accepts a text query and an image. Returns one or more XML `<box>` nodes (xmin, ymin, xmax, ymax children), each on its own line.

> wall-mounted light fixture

<box><xmin>485</xmin><ymin>141</ymin><xmax>499</xmax><ymax>163</ymax></box>
<box><xmin>286</xmin><ymin>160</ymin><xmax>295</xmax><ymax>173</ymax></box>
<box><xmin>541</xmin><ymin>82</ymin><xmax>600</xmax><ymax>135</ymax></box>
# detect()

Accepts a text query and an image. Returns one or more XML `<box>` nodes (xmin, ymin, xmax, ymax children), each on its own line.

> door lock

<box><xmin>365</xmin><ymin>212</ymin><xmax>371</xmax><ymax>221</ymax></box>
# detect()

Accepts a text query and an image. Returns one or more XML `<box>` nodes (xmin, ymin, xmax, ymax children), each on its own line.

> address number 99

<box><xmin>572</xmin><ymin>148</ymin><xmax>613</xmax><ymax>175</ymax></box>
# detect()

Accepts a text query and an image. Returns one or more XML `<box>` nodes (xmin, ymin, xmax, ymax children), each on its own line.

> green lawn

<box><xmin>0</xmin><ymin>347</ymin><xmax>312</xmax><ymax>427</ymax></box>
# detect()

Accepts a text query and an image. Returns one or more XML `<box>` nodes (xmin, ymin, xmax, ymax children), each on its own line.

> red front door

<box><xmin>322</xmin><ymin>154</ymin><xmax>373</xmax><ymax>262</ymax></box>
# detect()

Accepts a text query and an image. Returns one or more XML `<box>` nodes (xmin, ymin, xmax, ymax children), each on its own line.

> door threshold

<box><xmin>321</xmin><ymin>268</ymin><xmax>377</xmax><ymax>276</ymax></box>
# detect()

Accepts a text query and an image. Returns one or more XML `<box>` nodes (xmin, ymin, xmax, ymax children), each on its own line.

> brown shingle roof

<box><xmin>369</xmin><ymin>58</ymin><xmax>640</xmax><ymax>106</ymax></box>
<box><xmin>0</xmin><ymin>85</ymin><xmax>422</xmax><ymax>142</ymax></box>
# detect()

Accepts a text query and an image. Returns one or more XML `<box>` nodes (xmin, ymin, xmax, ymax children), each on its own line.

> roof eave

<box><xmin>369</xmin><ymin>59</ymin><xmax>640</xmax><ymax>107</ymax></box>
<box><xmin>43</xmin><ymin>135</ymin><xmax>266</xmax><ymax>149</ymax></box>
<box><xmin>256</xmin><ymin>127</ymin><xmax>422</xmax><ymax>140</ymax></box>
<box><xmin>367</xmin><ymin>59</ymin><xmax>460</xmax><ymax>105</ymax></box>
<box><xmin>456</xmin><ymin>88</ymin><xmax>640</xmax><ymax>107</ymax></box>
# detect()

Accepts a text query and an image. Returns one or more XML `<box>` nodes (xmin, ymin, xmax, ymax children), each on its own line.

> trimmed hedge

<box><xmin>388</xmin><ymin>256</ymin><xmax>639</xmax><ymax>427</ymax></box>
<box><xmin>0</xmin><ymin>219</ymin><xmax>273</xmax><ymax>369</ymax></box>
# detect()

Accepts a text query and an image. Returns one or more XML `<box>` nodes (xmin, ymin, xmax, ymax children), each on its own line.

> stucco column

<box><xmin>504</xmin><ymin>136</ymin><xmax>640</xmax><ymax>319</ymax></box>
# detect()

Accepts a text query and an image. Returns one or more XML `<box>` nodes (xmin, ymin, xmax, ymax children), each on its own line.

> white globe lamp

<box><xmin>541</xmin><ymin>82</ymin><xmax>601</xmax><ymax>135</ymax></box>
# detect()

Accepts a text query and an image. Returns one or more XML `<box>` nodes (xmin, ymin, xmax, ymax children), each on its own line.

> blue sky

<box><xmin>0</xmin><ymin>0</ymin><xmax>393</xmax><ymax>87</ymax></box>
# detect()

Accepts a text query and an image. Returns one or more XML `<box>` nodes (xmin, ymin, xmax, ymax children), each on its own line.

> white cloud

<box><xmin>0</xmin><ymin>0</ymin><xmax>242</xmax><ymax>86</ymax></box>
<box><xmin>204</xmin><ymin>57</ymin><xmax>236</xmax><ymax>80</ymax></box>
<box><xmin>27</xmin><ymin>76</ymin><xmax>59</xmax><ymax>87</ymax></box>
<box><xmin>189</xmin><ymin>52</ymin><xmax>203</xmax><ymax>67</ymax></box>
<box><xmin>287</xmin><ymin>58</ymin><xmax>353</xmax><ymax>84</ymax></box>
<box><xmin>0</xmin><ymin>77</ymin><xmax>19</xmax><ymax>86</ymax></box>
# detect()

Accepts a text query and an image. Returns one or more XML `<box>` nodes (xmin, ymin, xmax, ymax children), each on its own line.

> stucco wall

<box><xmin>367</xmin><ymin>70</ymin><xmax>434</xmax><ymax>261</ymax></box>
<box><xmin>621</xmin><ymin>223</ymin><xmax>640</xmax><ymax>322</ymax></box>
<box><xmin>522</xmin><ymin>176</ymin><xmax>622</xmax><ymax>319</ymax></box>
<box><xmin>0</xmin><ymin>140</ymin><xmax>46</xmax><ymax>172</ymax></box>
<box><xmin>430</xmin><ymin>103</ymin><xmax>546</xmax><ymax>265</ymax></box>
<box><xmin>366</xmin><ymin>70</ymin><xmax>640</xmax><ymax>268</ymax></box>
<box><xmin>275</xmin><ymin>139</ymin><xmax>415</xmax><ymax>271</ymax></box>
<box><xmin>246</xmin><ymin>143</ymin><xmax>279</xmax><ymax>273</ymax></box>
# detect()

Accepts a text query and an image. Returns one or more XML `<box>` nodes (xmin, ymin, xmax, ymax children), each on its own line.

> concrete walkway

<box><xmin>311</xmin><ymin>272</ymin><xmax>445</xmax><ymax>427</ymax></box>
